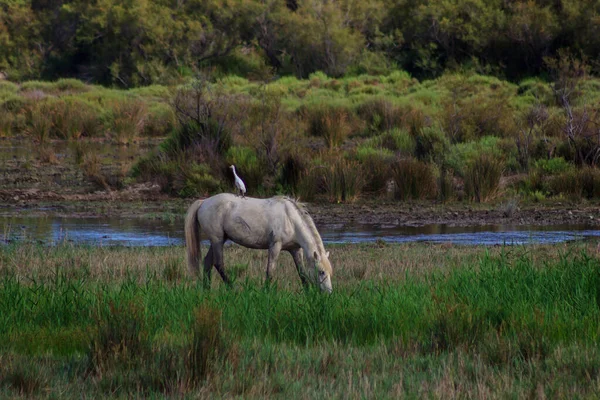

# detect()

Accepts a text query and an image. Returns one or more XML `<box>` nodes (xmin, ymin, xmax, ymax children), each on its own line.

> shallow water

<box><xmin>1</xmin><ymin>215</ymin><xmax>600</xmax><ymax>247</ymax></box>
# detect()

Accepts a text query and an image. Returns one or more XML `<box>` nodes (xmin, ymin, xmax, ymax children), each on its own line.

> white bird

<box><xmin>229</xmin><ymin>165</ymin><xmax>246</xmax><ymax>198</ymax></box>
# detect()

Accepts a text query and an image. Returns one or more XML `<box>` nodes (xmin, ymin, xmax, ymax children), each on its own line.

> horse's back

<box><xmin>197</xmin><ymin>194</ymin><xmax>294</xmax><ymax>246</ymax></box>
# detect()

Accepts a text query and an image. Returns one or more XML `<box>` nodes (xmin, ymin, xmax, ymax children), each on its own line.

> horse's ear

<box><xmin>326</xmin><ymin>251</ymin><xmax>330</xmax><ymax>258</ymax></box>
<box><xmin>313</xmin><ymin>251</ymin><xmax>319</xmax><ymax>261</ymax></box>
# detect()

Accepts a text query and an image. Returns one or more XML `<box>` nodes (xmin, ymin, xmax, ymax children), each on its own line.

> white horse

<box><xmin>184</xmin><ymin>193</ymin><xmax>333</xmax><ymax>292</ymax></box>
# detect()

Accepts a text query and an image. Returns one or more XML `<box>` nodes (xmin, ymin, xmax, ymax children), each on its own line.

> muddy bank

<box><xmin>1</xmin><ymin>186</ymin><xmax>599</xmax><ymax>228</ymax></box>
<box><xmin>2</xmin><ymin>136</ymin><xmax>599</xmax><ymax>228</ymax></box>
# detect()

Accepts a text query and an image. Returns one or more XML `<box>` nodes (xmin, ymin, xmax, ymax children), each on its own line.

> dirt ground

<box><xmin>1</xmin><ymin>185</ymin><xmax>599</xmax><ymax>228</ymax></box>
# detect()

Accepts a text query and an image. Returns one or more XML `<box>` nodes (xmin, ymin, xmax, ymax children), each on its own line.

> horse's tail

<box><xmin>185</xmin><ymin>199</ymin><xmax>204</xmax><ymax>275</ymax></box>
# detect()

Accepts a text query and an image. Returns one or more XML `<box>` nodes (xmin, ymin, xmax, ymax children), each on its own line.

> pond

<box><xmin>2</xmin><ymin>215</ymin><xmax>600</xmax><ymax>247</ymax></box>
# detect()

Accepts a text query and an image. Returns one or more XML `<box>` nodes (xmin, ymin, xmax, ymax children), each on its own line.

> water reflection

<box><xmin>2</xmin><ymin>216</ymin><xmax>600</xmax><ymax>247</ymax></box>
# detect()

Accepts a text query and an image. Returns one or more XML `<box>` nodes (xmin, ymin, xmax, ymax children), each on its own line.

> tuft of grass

<box><xmin>464</xmin><ymin>154</ymin><xmax>504</xmax><ymax>203</ymax></box>
<box><xmin>391</xmin><ymin>157</ymin><xmax>438</xmax><ymax>200</ymax></box>
<box><xmin>106</xmin><ymin>99</ymin><xmax>147</xmax><ymax>144</ymax></box>
<box><xmin>188</xmin><ymin>305</ymin><xmax>224</xmax><ymax>383</ymax></box>
<box><xmin>352</xmin><ymin>145</ymin><xmax>394</xmax><ymax>194</ymax></box>
<box><xmin>88</xmin><ymin>300</ymin><xmax>150</xmax><ymax>374</ymax></box>
<box><xmin>356</xmin><ymin>97</ymin><xmax>404</xmax><ymax>133</ymax></box>
<box><xmin>82</xmin><ymin>152</ymin><xmax>111</xmax><ymax>191</ymax></box>
<box><xmin>303</xmin><ymin>103</ymin><xmax>354</xmax><ymax>149</ymax></box>
<box><xmin>322</xmin><ymin>158</ymin><xmax>366</xmax><ymax>203</ymax></box>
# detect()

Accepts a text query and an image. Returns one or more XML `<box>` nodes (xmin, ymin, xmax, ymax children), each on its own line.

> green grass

<box><xmin>1</xmin><ymin>242</ymin><xmax>600</xmax><ymax>397</ymax></box>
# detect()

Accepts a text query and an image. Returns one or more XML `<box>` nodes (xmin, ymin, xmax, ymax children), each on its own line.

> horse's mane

<box><xmin>273</xmin><ymin>196</ymin><xmax>326</xmax><ymax>254</ymax></box>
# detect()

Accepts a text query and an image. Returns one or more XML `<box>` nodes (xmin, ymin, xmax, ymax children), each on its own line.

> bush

<box><xmin>464</xmin><ymin>154</ymin><xmax>504</xmax><ymax>202</ymax></box>
<box><xmin>534</xmin><ymin>157</ymin><xmax>573</xmax><ymax>175</ymax></box>
<box><xmin>391</xmin><ymin>158</ymin><xmax>438</xmax><ymax>200</ymax></box>
<box><xmin>175</xmin><ymin>162</ymin><xmax>222</xmax><ymax>198</ymax></box>
<box><xmin>446</xmin><ymin>136</ymin><xmax>504</xmax><ymax>176</ymax></box>
<box><xmin>415</xmin><ymin>126</ymin><xmax>449</xmax><ymax>163</ymax></box>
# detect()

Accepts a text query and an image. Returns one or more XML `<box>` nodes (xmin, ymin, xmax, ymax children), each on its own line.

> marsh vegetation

<box><xmin>1</xmin><ymin>242</ymin><xmax>600</xmax><ymax>397</ymax></box>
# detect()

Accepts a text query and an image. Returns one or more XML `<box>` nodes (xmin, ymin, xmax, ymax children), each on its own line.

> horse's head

<box><xmin>310</xmin><ymin>251</ymin><xmax>333</xmax><ymax>293</ymax></box>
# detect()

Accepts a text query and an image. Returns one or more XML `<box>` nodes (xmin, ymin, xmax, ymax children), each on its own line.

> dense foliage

<box><xmin>2</xmin><ymin>0</ymin><xmax>600</xmax><ymax>85</ymax></box>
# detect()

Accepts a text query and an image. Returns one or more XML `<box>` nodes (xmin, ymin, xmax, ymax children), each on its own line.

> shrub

<box><xmin>391</xmin><ymin>157</ymin><xmax>438</xmax><ymax>200</ymax></box>
<box><xmin>54</xmin><ymin>78</ymin><xmax>89</xmax><ymax>93</ymax></box>
<box><xmin>415</xmin><ymin>126</ymin><xmax>449</xmax><ymax>163</ymax></box>
<box><xmin>464</xmin><ymin>154</ymin><xmax>504</xmax><ymax>202</ymax></box>
<box><xmin>366</xmin><ymin>128</ymin><xmax>416</xmax><ymax>155</ymax></box>
<box><xmin>0</xmin><ymin>93</ymin><xmax>28</xmax><ymax>112</ymax></box>
<box><xmin>295</xmin><ymin>166</ymin><xmax>323</xmax><ymax>202</ymax></box>
<box><xmin>174</xmin><ymin>162</ymin><xmax>222</xmax><ymax>198</ymax></box>
<box><xmin>534</xmin><ymin>157</ymin><xmax>573</xmax><ymax>175</ymax></box>
<box><xmin>82</xmin><ymin>152</ymin><xmax>111</xmax><ymax>191</ymax></box>
<box><xmin>446</xmin><ymin>136</ymin><xmax>503</xmax><ymax>176</ymax></box>
<box><xmin>24</xmin><ymin>102</ymin><xmax>52</xmax><ymax>143</ymax></box>
<box><xmin>0</xmin><ymin>80</ymin><xmax>19</xmax><ymax>95</ymax></box>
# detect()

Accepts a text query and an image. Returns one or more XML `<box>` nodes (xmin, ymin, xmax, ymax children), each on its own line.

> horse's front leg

<box><xmin>266</xmin><ymin>241</ymin><xmax>282</xmax><ymax>283</ymax></box>
<box><xmin>211</xmin><ymin>240</ymin><xmax>231</xmax><ymax>286</ymax></box>
<box><xmin>290</xmin><ymin>248</ymin><xmax>308</xmax><ymax>288</ymax></box>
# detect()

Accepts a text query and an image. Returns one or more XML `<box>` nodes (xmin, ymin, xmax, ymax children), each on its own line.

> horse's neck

<box><xmin>293</xmin><ymin>215</ymin><xmax>322</xmax><ymax>257</ymax></box>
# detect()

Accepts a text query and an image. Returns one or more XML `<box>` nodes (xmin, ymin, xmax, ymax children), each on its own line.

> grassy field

<box><xmin>1</xmin><ymin>241</ymin><xmax>600</xmax><ymax>398</ymax></box>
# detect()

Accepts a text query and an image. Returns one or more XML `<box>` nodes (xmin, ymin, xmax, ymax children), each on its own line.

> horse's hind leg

<box><xmin>203</xmin><ymin>245</ymin><xmax>213</xmax><ymax>289</ymax></box>
<box><xmin>290</xmin><ymin>248</ymin><xmax>308</xmax><ymax>288</ymax></box>
<box><xmin>266</xmin><ymin>241</ymin><xmax>282</xmax><ymax>283</ymax></box>
<box><xmin>211</xmin><ymin>241</ymin><xmax>231</xmax><ymax>286</ymax></box>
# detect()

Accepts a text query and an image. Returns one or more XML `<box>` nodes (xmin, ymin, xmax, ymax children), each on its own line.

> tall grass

<box><xmin>464</xmin><ymin>154</ymin><xmax>504</xmax><ymax>202</ymax></box>
<box><xmin>391</xmin><ymin>157</ymin><xmax>438</xmax><ymax>200</ymax></box>
<box><xmin>1</xmin><ymin>244</ymin><xmax>599</xmax><ymax>349</ymax></box>
<box><xmin>106</xmin><ymin>99</ymin><xmax>147</xmax><ymax>144</ymax></box>
<box><xmin>322</xmin><ymin>158</ymin><xmax>366</xmax><ymax>203</ymax></box>
<box><xmin>2</xmin><ymin>243</ymin><xmax>600</xmax><ymax>396</ymax></box>
<box><xmin>303</xmin><ymin>103</ymin><xmax>354</xmax><ymax>149</ymax></box>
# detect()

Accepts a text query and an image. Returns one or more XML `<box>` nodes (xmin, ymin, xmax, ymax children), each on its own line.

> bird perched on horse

<box><xmin>229</xmin><ymin>165</ymin><xmax>246</xmax><ymax>198</ymax></box>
